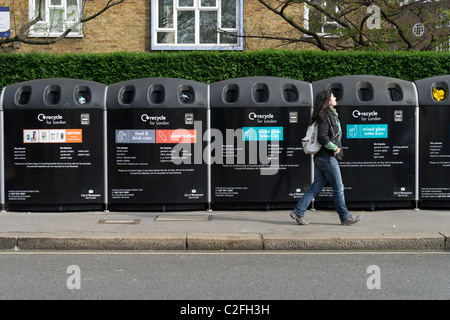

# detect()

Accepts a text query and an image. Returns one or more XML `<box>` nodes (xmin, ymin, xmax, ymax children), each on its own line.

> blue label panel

<box><xmin>116</xmin><ymin>130</ymin><xmax>156</xmax><ymax>143</ymax></box>
<box><xmin>346</xmin><ymin>124</ymin><xmax>388</xmax><ymax>139</ymax></box>
<box><xmin>242</xmin><ymin>127</ymin><xmax>283</xmax><ymax>141</ymax></box>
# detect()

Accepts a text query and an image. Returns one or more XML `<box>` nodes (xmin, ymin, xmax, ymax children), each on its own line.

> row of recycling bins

<box><xmin>0</xmin><ymin>75</ymin><xmax>449</xmax><ymax>212</ymax></box>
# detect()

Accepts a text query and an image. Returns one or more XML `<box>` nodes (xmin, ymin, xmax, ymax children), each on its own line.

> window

<box><xmin>29</xmin><ymin>0</ymin><xmax>82</xmax><ymax>37</ymax></box>
<box><xmin>412</xmin><ymin>23</ymin><xmax>424</xmax><ymax>37</ymax></box>
<box><xmin>436</xmin><ymin>38</ymin><xmax>450</xmax><ymax>52</ymax></box>
<box><xmin>438</xmin><ymin>12</ymin><xmax>450</xmax><ymax>28</ymax></box>
<box><xmin>152</xmin><ymin>0</ymin><xmax>243</xmax><ymax>50</ymax></box>
<box><xmin>304</xmin><ymin>0</ymin><xmax>340</xmax><ymax>37</ymax></box>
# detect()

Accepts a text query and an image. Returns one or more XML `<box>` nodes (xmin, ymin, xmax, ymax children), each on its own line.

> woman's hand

<box><xmin>334</xmin><ymin>148</ymin><xmax>341</xmax><ymax>156</ymax></box>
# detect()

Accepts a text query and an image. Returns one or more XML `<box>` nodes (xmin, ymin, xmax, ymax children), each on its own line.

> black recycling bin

<box><xmin>415</xmin><ymin>75</ymin><xmax>450</xmax><ymax>208</ymax></box>
<box><xmin>1</xmin><ymin>78</ymin><xmax>106</xmax><ymax>211</ymax></box>
<box><xmin>106</xmin><ymin>78</ymin><xmax>208</xmax><ymax>211</ymax></box>
<box><xmin>209</xmin><ymin>76</ymin><xmax>313</xmax><ymax>210</ymax></box>
<box><xmin>312</xmin><ymin>75</ymin><xmax>418</xmax><ymax>210</ymax></box>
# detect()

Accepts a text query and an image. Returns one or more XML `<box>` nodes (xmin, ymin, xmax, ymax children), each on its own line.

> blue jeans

<box><xmin>293</xmin><ymin>156</ymin><xmax>350</xmax><ymax>223</ymax></box>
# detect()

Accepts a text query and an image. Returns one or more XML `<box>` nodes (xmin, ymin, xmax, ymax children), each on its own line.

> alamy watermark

<box><xmin>66</xmin><ymin>265</ymin><xmax>81</xmax><ymax>290</ymax></box>
<box><xmin>366</xmin><ymin>265</ymin><xmax>381</xmax><ymax>289</ymax></box>
<box><xmin>367</xmin><ymin>5</ymin><xmax>381</xmax><ymax>30</ymax></box>
<box><xmin>171</xmin><ymin>121</ymin><xmax>281</xmax><ymax>176</ymax></box>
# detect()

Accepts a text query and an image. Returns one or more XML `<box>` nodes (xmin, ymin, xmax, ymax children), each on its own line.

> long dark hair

<box><xmin>311</xmin><ymin>90</ymin><xmax>332</xmax><ymax>124</ymax></box>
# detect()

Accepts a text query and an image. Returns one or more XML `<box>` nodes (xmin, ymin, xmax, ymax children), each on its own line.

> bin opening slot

<box><xmin>432</xmin><ymin>82</ymin><xmax>448</xmax><ymax>101</ymax></box>
<box><xmin>252</xmin><ymin>83</ymin><xmax>269</xmax><ymax>103</ymax></box>
<box><xmin>224</xmin><ymin>84</ymin><xmax>239</xmax><ymax>103</ymax></box>
<box><xmin>357</xmin><ymin>82</ymin><xmax>374</xmax><ymax>102</ymax></box>
<box><xmin>16</xmin><ymin>86</ymin><xmax>32</xmax><ymax>105</ymax></box>
<box><xmin>282</xmin><ymin>84</ymin><xmax>299</xmax><ymax>102</ymax></box>
<box><xmin>178</xmin><ymin>85</ymin><xmax>195</xmax><ymax>104</ymax></box>
<box><xmin>120</xmin><ymin>85</ymin><xmax>135</xmax><ymax>104</ymax></box>
<box><xmin>75</xmin><ymin>86</ymin><xmax>91</xmax><ymax>105</ymax></box>
<box><xmin>44</xmin><ymin>85</ymin><xmax>61</xmax><ymax>105</ymax></box>
<box><xmin>326</xmin><ymin>83</ymin><xmax>343</xmax><ymax>101</ymax></box>
<box><xmin>149</xmin><ymin>84</ymin><xmax>165</xmax><ymax>104</ymax></box>
<box><xmin>386</xmin><ymin>83</ymin><xmax>403</xmax><ymax>102</ymax></box>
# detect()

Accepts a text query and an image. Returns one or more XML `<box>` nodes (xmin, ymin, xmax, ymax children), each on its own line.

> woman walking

<box><xmin>290</xmin><ymin>90</ymin><xmax>361</xmax><ymax>225</ymax></box>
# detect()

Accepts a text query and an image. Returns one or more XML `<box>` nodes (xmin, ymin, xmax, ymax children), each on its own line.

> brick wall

<box><xmin>243</xmin><ymin>0</ymin><xmax>309</xmax><ymax>50</ymax></box>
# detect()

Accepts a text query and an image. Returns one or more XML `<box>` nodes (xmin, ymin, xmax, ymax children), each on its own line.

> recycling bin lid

<box><xmin>1</xmin><ymin>78</ymin><xmax>106</xmax><ymax>110</ymax></box>
<box><xmin>312</xmin><ymin>75</ymin><xmax>417</xmax><ymax>107</ymax></box>
<box><xmin>414</xmin><ymin>75</ymin><xmax>449</xmax><ymax>106</ymax></box>
<box><xmin>210</xmin><ymin>76</ymin><xmax>312</xmax><ymax>108</ymax></box>
<box><xmin>106</xmin><ymin>78</ymin><xmax>208</xmax><ymax>109</ymax></box>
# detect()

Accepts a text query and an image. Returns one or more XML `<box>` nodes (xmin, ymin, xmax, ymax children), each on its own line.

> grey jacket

<box><xmin>315</xmin><ymin>109</ymin><xmax>344</xmax><ymax>161</ymax></box>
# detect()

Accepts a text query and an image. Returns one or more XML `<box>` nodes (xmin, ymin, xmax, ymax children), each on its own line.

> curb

<box><xmin>2</xmin><ymin>233</ymin><xmax>187</xmax><ymax>251</ymax></box>
<box><xmin>262</xmin><ymin>233</ymin><xmax>446</xmax><ymax>251</ymax></box>
<box><xmin>0</xmin><ymin>232</ymin><xmax>447</xmax><ymax>251</ymax></box>
<box><xmin>187</xmin><ymin>233</ymin><xmax>263</xmax><ymax>250</ymax></box>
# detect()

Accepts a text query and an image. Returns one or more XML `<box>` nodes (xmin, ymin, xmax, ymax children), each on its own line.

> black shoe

<box><xmin>341</xmin><ymin>215</ymin><xmax>361</xmax><ymax>225</ymax></box>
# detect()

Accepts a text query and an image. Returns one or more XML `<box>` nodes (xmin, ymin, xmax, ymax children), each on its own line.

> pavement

<box><xmin>0</xmin><ymin>208</ymin><xmax>449</xmax><ymax>251</ymax></box>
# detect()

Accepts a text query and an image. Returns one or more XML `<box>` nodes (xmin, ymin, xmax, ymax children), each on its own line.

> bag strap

<box><xmin>327</xmin><ymin>116</ymin><xmax>336</xmax><ymax>137</ymax></box>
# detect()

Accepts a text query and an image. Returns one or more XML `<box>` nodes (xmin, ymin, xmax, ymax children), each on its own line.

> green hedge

<box><xmin>0</xmin><ymin>50</ymin><xmax>449</xmax><ymax>88</ymax></box>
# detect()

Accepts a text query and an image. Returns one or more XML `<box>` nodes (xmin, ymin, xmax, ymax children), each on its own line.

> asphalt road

<box><xmin>0</xmin><ymin>251</ymin><xmax>448</xmax><ymax>302</ymax></box>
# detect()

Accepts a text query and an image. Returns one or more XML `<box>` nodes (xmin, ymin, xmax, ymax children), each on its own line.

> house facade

<box><xmin>2</xmin><ymin>0</ymin><xmax>448</xmax><ymax>54</ymax></box>
<box><xmin>6</xmin><ymin>0</ymin><xmax>308</xmax><ymax>54</ymax></box>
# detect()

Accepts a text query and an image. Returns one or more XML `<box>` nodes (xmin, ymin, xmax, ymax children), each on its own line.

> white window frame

<box><xmin>28</xmin><ymin>0</ymin><xmax>83</xmax><ymax>38</ymax></box>
<box><xmin>303</xmin><ymin>1</ymin><xmax>340</xmax><ymax>38</ymax></box>
<box><xmin>438</xmin><ymin>12</ymin><xmax>450</xmax><ymax>28</ymax></box>
<box><xmin>151</xmin><ymin>0</ymin><xmax>243</xmax><ymax>50</ymax></box>
<box><xmin>436</xmin><ymin>38</ymin><xmax>450</xmax><ymax>52</ymax></box>
<box><xmin>412</xmin><ymin>23</ymin><xmax>424</xmax><ymax>37</ymax></box>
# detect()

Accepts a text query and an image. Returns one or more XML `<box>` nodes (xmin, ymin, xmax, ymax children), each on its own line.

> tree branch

<box><xmin>0</xmin><ymin>0</ymin><xmax>127</xmax><ymax>51</ymax></box>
